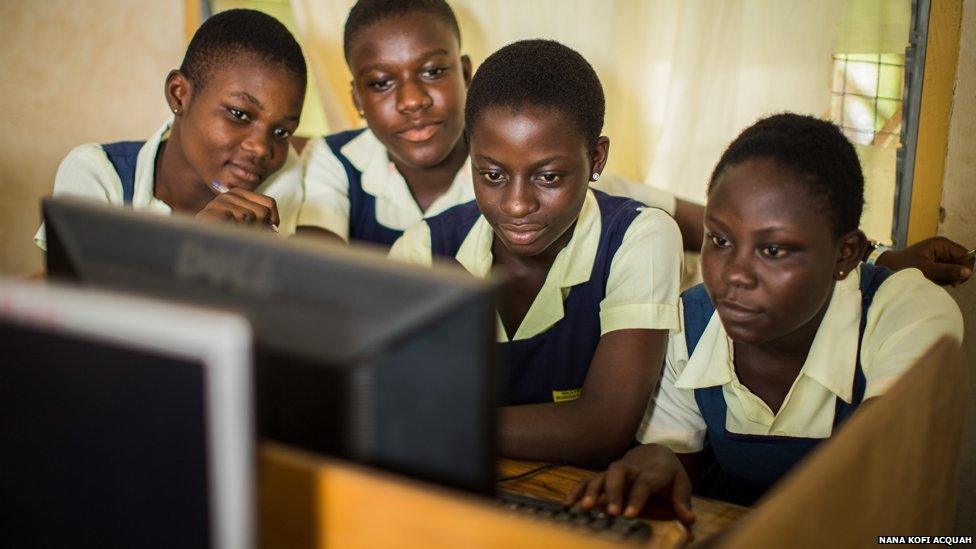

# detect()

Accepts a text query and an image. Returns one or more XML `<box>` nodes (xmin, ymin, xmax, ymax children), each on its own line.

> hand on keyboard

<box><xmin>498</xmin><ymin>492</ymin><xmax>651</xmax><ymax>542</ymax></box>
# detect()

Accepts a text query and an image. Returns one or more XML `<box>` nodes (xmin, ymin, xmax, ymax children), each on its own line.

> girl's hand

<box><xmin>876</xmin><ymin>237</ymin><xmax>973</xmax><ymax>286</ymax></box>
<box><xmin>196</xmin><ymin>187</ymin><xmax>280</xmax><ymax>232</ymax></box>
<box><xmin>565</xmin><ymin>443</ymin><xmax>695</xmax><ymax>525</ymax></box>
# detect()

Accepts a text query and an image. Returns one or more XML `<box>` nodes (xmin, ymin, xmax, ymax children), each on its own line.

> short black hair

<box><xmin>343</xmin><ymin>0</ymin><xmax>461</xmax><ymax>60</ymax></box>
<box><xmin>465</xmin><ymin>39</ymin><xmax>605</xmax><ymax>150</ymax></box>
<box><xmin>180</xmin><ymin>9</ymin><xmax>307</xmax><ymax>89</ymax></box>
<box><xmin>708</xmin><ymin>113</ymin><xmax>864</xmax><ymax>238</ymax></box>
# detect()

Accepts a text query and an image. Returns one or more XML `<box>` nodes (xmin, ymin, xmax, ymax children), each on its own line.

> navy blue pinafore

<box><xmin>681</xmin><ymin>263</ymin><xmax>892</xmax><ymax>505</ymax></box>
<box><xmin>324</xmin><ymin>129</ymin><xmax>405</xmax><ymax>248</ymax></box>
<box><xmin>101</xmin><ymin>141</ymin><xmax>143</xmax><ymax>204</ymax></box>
<box><xmin>426</xmin><ymin>190</ymin><xmax>647</xmax><ymax>405</ymax></box>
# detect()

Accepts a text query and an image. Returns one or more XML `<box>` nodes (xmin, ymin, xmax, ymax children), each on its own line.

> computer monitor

<box><xmin>0</xmin><ymin>277</ymin><xmax>253</xmax><ymax>549</ymax></box>
<box><xmin>43</xmin><ymin>197</ymin><xmax>499</xmax><ymax>494</ymax></box>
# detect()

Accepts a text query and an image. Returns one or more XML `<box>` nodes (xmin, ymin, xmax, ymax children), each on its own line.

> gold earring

<box><xmin>172</xmin><ymin>107</ymin><xmax>180</xmax><ymax>115</ymax></box>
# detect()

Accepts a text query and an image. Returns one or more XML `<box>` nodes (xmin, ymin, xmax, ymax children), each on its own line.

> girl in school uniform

<box><xmin>299</xmin><ymin>0</ymin><xmax>972</xmax><ymax>286</ymax></box>
<box><xmin>390</xmin><ymin>40</ymin><xmax>683</xmax><ymax>466</ymax></box>
<box><xmin>567</xmin><ymin>113</ymin><xmax>964</xmax><ymax>521</ymax></box>
<box><xmin>296</xmin><ymin>0</ymin><xmax>695</xmax><ymax>249</ymax></box>
<box><xmin>35</xmin><ymin>9</ymin><xmax>307</xmax><ymax>250</ymax></box>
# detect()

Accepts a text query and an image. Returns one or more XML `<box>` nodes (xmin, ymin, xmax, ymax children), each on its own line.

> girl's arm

<box><xmin>498</xmin><ymin>327</ymin><xmax>668</xmax><ymax>466</ymax></box>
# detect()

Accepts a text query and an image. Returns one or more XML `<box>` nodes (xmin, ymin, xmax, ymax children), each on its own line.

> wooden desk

<box><xmin>497</xmin><ymin>458</ymin><xmax>749</xmax><ymax>545</ymax></box>
<box><xmin>259</xmin><ymin>444</ymin><xmax>749</xmax><ymax>548</ymax></box>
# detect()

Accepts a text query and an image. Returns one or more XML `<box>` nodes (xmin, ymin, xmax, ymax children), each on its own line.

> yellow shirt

<box><xmin>389</xmin><ymin>189</ymin><xmax>683</xmax><ymax>342</ymax></box>
<box><xmin>298</xmin><ymin>128</ymin><xmax>678</xmax><ymax>241</ymax></box>
<box><xmin>34</xmin><ymin>119</ymin><xmax>304</xmax><ymax>250</ymax></box>
<box><xmin>637</xmin><ymin>267</ymin><xmax>964</xmax><ymax>452</ymax></box>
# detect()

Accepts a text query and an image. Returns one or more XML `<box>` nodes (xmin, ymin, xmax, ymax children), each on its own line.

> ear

<box><xmin>590</xmin><ymin>136</ymin><xmax>610</xmax><ymax>180</ymax></box>
<box><xmin>834</xmin><ymin>229</ymin><xmax>867</xmax><ymax>280</ymax></box>
<box><xmin>350</xmin><ymin>80</ymin><xmax>364</xmax><ymax>118</ymax></box>
<box><xmin>165</xmin><ymin>70</ymin><xmax>193</xmax><ymax>115</ymax></box>
<box><xmin>461</xmin><ymin>54</ymin><xmax>473</xmax><ymax>88</ymax></box>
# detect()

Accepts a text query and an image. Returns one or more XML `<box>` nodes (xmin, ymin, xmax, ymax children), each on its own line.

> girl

<box><xmin>297</xmin><ymin>0</ymin><xmax>973</xmax><ymax>287</ymax></box>
<box><xmin>295</xmin><ymin>0</ymin><xmax>698</xmax><ymax>250</ymax></box>
<box><xmin>567</xmin><ymin>113</ymin><xmax>964</xmax><ymax>520</ymax></box>
<box><xmin>390</xmin><ymin>40</ymin><xmax>683</xmax><ymax>465</ymax></box>
<box><xmin>36</xmin><ymin>9</ymin><xmax>307</xmax><ymax>250</ymax></box>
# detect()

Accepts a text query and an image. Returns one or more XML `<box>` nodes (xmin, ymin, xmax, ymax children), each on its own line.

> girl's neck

<box><xmin>393</xmin><ymin>138</ymin><xmax>469</xmax><ymax>213</ymax></box>
<box><xmin>736</xmin><ymin>297</ymin><xmax>831</xmax><ymax>364</ymax></box>
<box><xmin>153</xmin><ymin>127</ymin><xmax>214</xmax><ymax>214</ymax></box>
<box><xmin>491</xmin><ymin>221</ymin><xmax>576</xmax><ymax>276</ymax></box>
<box><xmin>730</xmin><ymin>293</ymin><xmax>833</xmax><ymax>413</ymax></box>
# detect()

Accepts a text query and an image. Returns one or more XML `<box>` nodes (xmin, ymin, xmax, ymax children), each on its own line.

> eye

<box><xmin>761</xmin><ymin>245</ymin><xmax>788</xmax><ymax>258</ymax></box>
<box><xmin>536</xmin><ymin>173</ymin><xmax>561</xmax><ymax>186</ymax></box>
<box><xmin>273</xmin><ymin>127</ymin><xmax>292</xmax><ymax>140</ymax></box>
<box><xmin>421</xmin><ymin>67</ymin><xmax>448</xmax><ymax>79</ymax></box>
<box><xmin>708</xmin><ymin>233</ymin><xmax>730</xmax><ymax>248</ymax></box>
<box><xmin>480</xmin><ymin>170</ymin><xmax>505</xmax><ymax>184</ymax></box>
<box><xmin>367</xmin><ymin>78</ymin><xmax>393</xmax><ymax>91</ymax></box>
<box><xmin>228</xmin><ymin>108</ymin><xmax>250</xmax><ymax>122</ymax></box>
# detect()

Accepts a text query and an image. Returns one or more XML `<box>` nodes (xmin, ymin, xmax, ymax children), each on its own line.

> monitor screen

<box><xmin>43</xmin><ymin>197</ymin><xmax>499</xmax><ymax>494</ymax></box>
<box><xmin>0</xmin><ymin>278</ymin><xmax>253</xmax><ymax>549</ymax></box>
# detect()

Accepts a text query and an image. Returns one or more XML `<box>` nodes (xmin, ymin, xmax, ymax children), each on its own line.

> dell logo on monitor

<box><xmin>175</xmin><ymin>240</ymin><xmax>275</xmax><ymax>296</ymax></box>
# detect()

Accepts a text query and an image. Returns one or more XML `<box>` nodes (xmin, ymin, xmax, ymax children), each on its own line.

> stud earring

<box><xmin>838</xmin><ymin>270</ymin><xmax>845</xmax><ymax>278</ymax></box>
<box><xmin>358</xmin><ymin>110</ymin><xmax>365</xmax><ymax>118</ymax></box>
<box><xmin>172</xmin><ymin>108</ymin><xmax>180</xmax><ymax>115</ymax></box>
<box><xmin>590</xmin><ymin>172</ymin><xmax>600</xmax><ymax>182</ymax></box>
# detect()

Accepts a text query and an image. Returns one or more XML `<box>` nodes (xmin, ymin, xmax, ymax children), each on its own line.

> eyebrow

<box><xmin>356</xmin><ymin>49</ymin><xmax>452</xmax><ymax>76</ymax></box>
<box><xmin>527</xmin><ymin>155</ymin><xmax>573</xmax><ymax>170</ymax></box>
<box><xmin>705</xmin><ymin>214</ymin><xmax>795</xmax><ymax>236</ymax></box>
<box><xmin>230</xmin><ymin>91</ymin><xmax>263</xmax><ymax>110</ymax></box>
<box><xmin>474</xmin><ymin>154</ymin><xmax>573</xmax><ymax>171</ymax></box>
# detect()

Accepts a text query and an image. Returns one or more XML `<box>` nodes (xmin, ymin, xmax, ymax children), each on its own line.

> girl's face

<box><xmin>702</xmin><ymin>157</ymin><xmax>861</xmax><ymax>346</ymax></box>
<box><xmin>469</xmin><ymin>105</ymin><xmax>607</xmax><ymax>258</ymax></box>
<box><xmin>347</xmin><ymin>13</ymin><xmax>471</xmax><ymax>170</ymax></box>
<box><xmin>168</xmin><ymin>55</ymin><xmax>305</xmax><ymax>191</ymax></box>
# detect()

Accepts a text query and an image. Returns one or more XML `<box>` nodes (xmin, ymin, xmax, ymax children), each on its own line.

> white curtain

<box><xmin>291</xmin><ymin>0</ymin><xmax>844</xmax><ymax>202</ymax></box>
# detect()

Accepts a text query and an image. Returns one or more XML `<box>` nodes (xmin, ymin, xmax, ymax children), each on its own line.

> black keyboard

<box><xmin>497</xmin><ymin>492</ymin><xmax>652</xmax><ymax>542</ymax></box>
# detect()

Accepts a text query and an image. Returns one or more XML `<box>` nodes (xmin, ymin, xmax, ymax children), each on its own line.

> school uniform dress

<box><xmin>389</xmin><ymin>189</ymin><xmax>683</xmax><ymax>405</ymax></box>
<box><xmin>34</xmin><ymin>119</ymin><xmax>304</xmax><ymax>250</ymax></box>
<box><xmin>636</xmin><ymin>265</ymin><xmax>964</xmax><ymax>504</ymax></box>
<box><xmin>298</xmin><ymin>127</ymin><xmax>678</xmax><ymax>248</ymax></box>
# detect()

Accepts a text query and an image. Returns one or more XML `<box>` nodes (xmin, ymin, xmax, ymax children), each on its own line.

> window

<box><xmin>830</xmin><ymin>53</ymin><xmax>905</xmax><ymax>148</ymax></box>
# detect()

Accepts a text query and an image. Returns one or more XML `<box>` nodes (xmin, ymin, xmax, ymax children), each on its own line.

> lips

<box><xmin>499</xmin><ymin>223</ymin><xmax>545</xmax><ymax>246</ymax></box>
<box><xmin>396</xmin><ymin>120</ymin><xmax>442</xmax><ymax>143</ymax></box>
<box><xmin>226</xmin><ymin>162</ymin><xmax>265</xmax><ymax>185</ymax></box>
<box><xmin>715</xmin><ymin>300</ymin><xmax>763</xmax><ymax>322</ymax></box>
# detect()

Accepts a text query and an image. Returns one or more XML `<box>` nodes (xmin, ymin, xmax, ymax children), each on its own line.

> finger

<box><xmin>929</xmin><ymin>237</ymin><xmax>970</xmax><ymax>261</ymax></box>
<box><xmin>603</xmin><ymin>465</ymin><xmax>633</xmax><ymax>515</ymax></box>
<box><xmin>580</xmin><ymin>473</ymin><xmax>606</xmax><ymax>510</ymax></box>
<box><xmin>670</xmin><ymin>468</ymin><xmax>696</xmax><ymax>526</ymax></box>
<box><xmin>566</xmin><ymin>477</ymin><xmax>589</xmax><ymax>506</ymax></box>
<box><xmin>228</xmin><ymin>189</ymin><xmax>279</xmax><ymax>226</ymax></box>
<box><xmin>202</xmin><ymin>199</ymin><xmax>258</xmax><ymax>224</ymax></box>
<box><xmin>196</xmin><ymin>208</ymin><xmax>235</xmax><ymax>223</ymax></box>
<box><xmin>919</xmin><ymin>260</ymin><xmax>972</xmax><ymax>286</ymax></box>
<box><xmin>623</xmin><ymin>474</ymin><xmax>660</xmax><ymax>518</ymax></box>
<box><xmin>218</xmin><ymin>193</ymin><xmax>272</xmax><ymax>225</ymax></box>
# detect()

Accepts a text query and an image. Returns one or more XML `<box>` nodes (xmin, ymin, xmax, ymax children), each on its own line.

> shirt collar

<box><xmin>455</xmin><ymin>189</ymin><xmax>601</xmax><ymax>282</ymax></box>
<box><xmin>133</xmin><ymin>119</ymin><xmax>173</xmax><ymax>212</ymax></box>
<box><xmin>798</xmin><ymin>268</ymin><xmax>862</xmax><ymax>402</ymax></box>
<box><xmin>341</xmin><ymin>127</ymin><xmax>475</xmax><ymax>225</ymax></box>
<box><xmin>454</xmin><ymin>190</ymin><xmax>603</xmax><ymax>341</ymax></box>
<box><xmin>674</xmin><ymin>270</ymin><xmax>862</xmax><ymax>402</ymax></box>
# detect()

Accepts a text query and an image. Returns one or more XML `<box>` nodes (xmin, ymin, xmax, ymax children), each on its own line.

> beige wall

<box><xmin>940</xmin><ymin>0</ymin><xmax>976</xmax><ymax>534</ymax></box>
<box><xmin>0</xmin><ymin>0</ymin><xmax>185</xmax><ymax>276</ymax></box>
